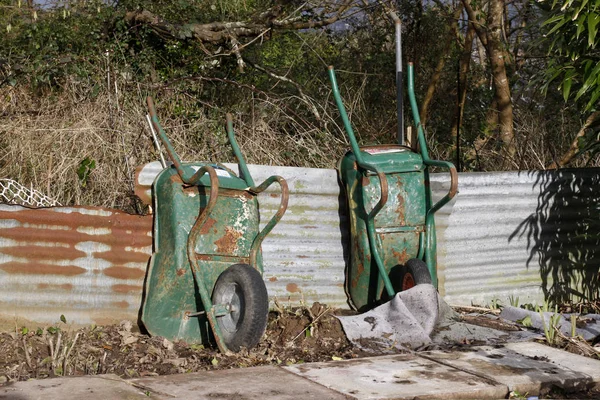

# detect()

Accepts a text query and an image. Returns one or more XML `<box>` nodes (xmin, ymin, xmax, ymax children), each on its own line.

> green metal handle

<box><xmin>406</xmin><ymin>64</ymin><xmax>458</xmax><ymax>213</ymax></box>
<box><xmin>248</xmin><ymin>175</ymin><xmax>289</xmax><ymax>269</ymax></box>
<box><xmin>183</xmin><ymin>165</ymin><xmax>233</xmax><ymax>353</ymax></box>
<box><xmin>328</xmin><ymin>66</ymin><xmax>364</xmax><ymax>165</ymax></box>
<box><xmin>328</xmin><ymin>66</ymin><xmax>394</xmax><ymax>298</ymax></box>
<box><xmin>225</xmin><ymin>113</ymin><xmax>255</xmax><ymax>187</ymax></box>
<box><xmin>407</xmin><ymin>63</ymin><xmax>458</xmax><ymax>288</ymax></box>
<box><xmin>147</xmin><ymin>97</ymin><xmax>188</xmax><ymax>180</ymax></box>
<box><xmin>328</xmin><ymin>66</ymin><xmax>390</xmax><ymax>220</ymax></box>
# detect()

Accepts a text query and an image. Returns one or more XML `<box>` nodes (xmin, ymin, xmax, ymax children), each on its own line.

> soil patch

<box><xmin>0</xmin><ymin>303</ymin><xmax>372</xmax><ymax>382</ymax></box>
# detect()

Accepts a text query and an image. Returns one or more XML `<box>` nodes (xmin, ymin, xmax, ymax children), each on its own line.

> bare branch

<box><xmin>547</xmin><ymin>111</ymin><xmax>600</xmax><ymax>169</ymax></box>
<box><xmin>246</xmin><ymin>61</ymin><xmax>322</xmax><ymax>122</ymax></box>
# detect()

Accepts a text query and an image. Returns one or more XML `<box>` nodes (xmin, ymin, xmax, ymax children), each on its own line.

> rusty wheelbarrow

<box><xmin>330</xmin><ymin>56</ymin><xmax>458</xmax><ymax>311</ymax></box>
<box><xmin>141</xmin><ymin>97</ymin><xmax>289</xmax><ymax>352</ymax></box>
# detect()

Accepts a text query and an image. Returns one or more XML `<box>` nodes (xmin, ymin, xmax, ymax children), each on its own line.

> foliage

<box><xmin>539</xmin><ymin>0</ymin><xmax>600</xmax><ymax>111</ymax></box>
<box><xmin>1</xmin><ymin>0</ymin><xmax>600</xmax><ymax>209</ymax></box>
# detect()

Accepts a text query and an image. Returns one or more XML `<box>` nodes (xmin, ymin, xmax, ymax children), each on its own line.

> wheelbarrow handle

<box><xmin>146</xmin><ymin>96</ymin><xmax>186</xmax><ymax>179</ymax></box>
<box><xmin>424</xmin><ymin>159</ymin><xmax>458</xmax><ymax>215</ymax></box>
<box><xmin>357</xmin><ymin>163</ymin><xmax>395</xmax><ymax>298</ymax></box>
<box><xmin>225</xmin><ymin>113</ymin><xmax>255</xmax><ymax>187</ymax></box>
<box><xmin>358</xmin><ymin>162</ymin><xmax>389</xmax><ymax>220</ymax></box>
<box><xmin>248</xmin><ymin>175</ymin><xmax>289</xmax><ymax>268</ymax></box>
<box><xmin>184</xmin><ymin>166</ymin><xmax>234</xmax><ymax>353</ymax></box>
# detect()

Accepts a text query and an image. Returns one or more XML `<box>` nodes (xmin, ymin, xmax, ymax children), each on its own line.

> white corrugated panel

<box><xmin>433</xmin><ymin>169</ymin><xmax>600</xmax><ymax>307</ymax></box>
<box><xmin>3</xmin><ymin>163</ymin><xmax>598</xmax><ymax>326</ymax></box>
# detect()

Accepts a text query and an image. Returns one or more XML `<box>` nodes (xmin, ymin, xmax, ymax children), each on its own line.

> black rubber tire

<box><xmin>212</xmin><ymin>264</ymin><xmax>268</xmax><ymax>352</ymax></box>
<box><xmin>396</xmin><ymin>258</ymin><xmax>432</xmax><ymax>291</ymax></box>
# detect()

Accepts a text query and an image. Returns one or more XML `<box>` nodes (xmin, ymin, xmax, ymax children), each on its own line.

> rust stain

<box><xmin>134</xmin><ymin>165</ymin><xmax>152</xmax><ymax>205</ymax></box>
<box><xmin>286</xmin><ymin>283</ymin><xmax>300</xmax><ymax>293</ymax></box>
<box><xmin>351</xmin><ymin>236</ymin><xmax>365</xmax><ymax>289</ymax></box>
<box><xmin>297</xmin><ymin>255</ymin><xmax>309</xmax><ymax>259</ymax></box>
<box><xmin>214</xmin><ymin>227</ymin><xmax>243</xmax><ymax>254</ymax></box>
<box><xmin>396</xmin><ymin>192</ymin><xmax>406</xmax><ymax>225</ymax></box>
<box><xmin>1</xmin><ymin>246</ymin><xmax>86</xmax><ymax>261</ymax></box>
<box><xmin>111</xmin><ymin>301</ymin><xmax>129</xmax><ymax>309</ymax></box>
<box><xmin>96</xmin><ymin>249</ymin><xmax>151</xmax><ymax>265</ymax></box>
<box><xmin>103</xmin><ymin>266</ymin><xmax>145</xmax><ymax>280</ymax></box>
<box><xmin>392</xmin><ymin>248</ymin><xmax>409</xmax><ymax>265</ymax></box>
<box><xmin>301</xmin><ymin>226</ymin><xmax>318</xmax><ymax>229</ymax></box>
<box><xmin>37</xmin><ymin>283</ymin><xmax>73</xmax><ymax>290</ymax></box>
<box><xmin>0</xmin><ymin>208</ymin><xmax>152</xmax><ymax>231</ymax></box>
<box><xmin>112</xmin><ymin>284</ymin><xmax>141</xmax><ymax>293</ymax></box>
<box><xmin>0</xmin><ymin>216</ymin><xmax>152</xmax><ymax>249</ymax></box>
<box><xmin>199</xmin><ymin>217</ymin><xmax>217</xmax><ymax>235</ymax></box>
<box><xmin>270</xmin><ymin>193</ymin><xmax>278</xmax><ymax>198</ymax></box>
<box><xmin>169</xmin><ymin>174</ymin><xmax>182</xmax><ymax>184</ymax></box>
<box><xmin>361</xmin><ymin>176</ymin><xmax>370</xmax><ymax>187</ymax></box>
<box><xmin>268</xmin><ymin>276</ymin><xmax>277</xmax><ymax>282</ymax></box>
<box><xmin>176</xmin><ymin>268</ymin><xmax>185</xmax><ymax>276</ymax></box>
<box><xmin>0</xmin><ymin>262</ymin><xmax>86</xmax><ymax>276</ymax></box>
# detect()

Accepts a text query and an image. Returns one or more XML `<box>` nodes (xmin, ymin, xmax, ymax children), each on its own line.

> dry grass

<box><xmin>1</xmin><ymin>66</ymin><xmax>595</xmax><ymax>213</ymax></box>
<box><xmin>0</xmin><ymin>73</ymin><xmax>350</xmax><ymax>213</ymax></box>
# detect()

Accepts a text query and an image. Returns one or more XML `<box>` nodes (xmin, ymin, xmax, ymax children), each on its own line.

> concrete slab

<box><xmin>284</xmin><ymin>353</ymin><xmax>508</xmax><ymax>399</ymax></box>
<box><xmin>506</xmin><ymin>341</ymin><xmax>600</xmax><ymax>382</ymax></box>
<box><xmin>0</xmin><ymin>374</ymin><xmax>152</xmax><ymax>400</ymax></box>
<box><xmin>422</xmin><ymin>344</ymin><xmax>596</xmax><ymax>395</ymax></box>
<box><xmin>130</xmin><ymin>365</ymin><xmax>350</xmax><ymax>399</ymax></box>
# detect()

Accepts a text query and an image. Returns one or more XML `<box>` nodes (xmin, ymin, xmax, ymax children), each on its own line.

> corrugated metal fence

<box><xmin>1</xmin><ymin>163</ymin><xmax>598</xmax><ymax>325</ymax></box>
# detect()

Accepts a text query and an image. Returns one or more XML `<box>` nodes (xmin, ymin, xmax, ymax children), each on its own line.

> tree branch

<box><xmin>547</xmin><ymin>111</ymin><xmax>600</xmax><ymax>169</ymax></box>
<box><xmin>246</xmin><ymin>61</ymin><xmax>322</xmax><ymax>122</ymax></box>
<box><xmin>125</xmin><ymin>1</ymin><xmax>355</xmax><ymax>44</ymax></box>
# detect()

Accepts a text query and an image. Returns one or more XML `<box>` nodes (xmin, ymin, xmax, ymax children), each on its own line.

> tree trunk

<box><xmin>462</xmin><ymin>0</ymin><xmax>516</xmax><ymax>160</ymax></box>
<box><xmin>450</xmin><ymin>21</ymin><xmax>476</xmax><ymax>143</ymax></box>
<box><xmin>547</xmin><ymin>111</ymin><xmax>600</xmax><ymax>169</ymax></box>
<box><xmin>487</xmin><ymin>0</ymin><xmax>515</xmax><ymax>159</ymax></box>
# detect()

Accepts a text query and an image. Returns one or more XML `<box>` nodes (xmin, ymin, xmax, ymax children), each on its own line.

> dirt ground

<box><xmin>0</xmin><ymin>303</ymin><xmax>598</xmax><ymax>399</ymax></box>
<box><xmin>0</xmin><ymin>303</ymin><xmax>364</xmax><ymax>382</ymax></box>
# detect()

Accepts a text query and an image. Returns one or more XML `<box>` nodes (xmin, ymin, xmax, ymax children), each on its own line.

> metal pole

<box><xmin>395</xmin><ymin>19</ymin><xmax>404</xmax><ymax>145</ymax></box>
<box><xmin>146</xmin><ymin>114</ymin><xmax>167</xmax><ymax>168</ymax></box>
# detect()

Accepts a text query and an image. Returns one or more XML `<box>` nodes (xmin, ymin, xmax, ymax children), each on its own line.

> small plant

<box><xmin>509</xmin><ymin>390</ymin><xmax>529</xmax><ymax>399</ymax></box>
<box><xmin>508</xmin><ymin>295</ymin><xmax>520</xmax><ymax>307</ymax></box>
<box><xmin>540</xmin><ymin>311</ymin><xmax>562</xmax><ymax>346</ymax></box>
<box><xmin>77</xmin><ymin>157</ymin><xmax>96</xmax><ymax>188</ymax></box>
<box><xmin>489</xmin><ymin>298</ymin><xmax>502</xmax><ymax>310</ymax></box>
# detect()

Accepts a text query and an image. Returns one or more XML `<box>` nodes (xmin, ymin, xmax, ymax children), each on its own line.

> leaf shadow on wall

<box><xmin>509</xmin><ymin>169</ymin><xmax>600</xmax><ymax>305</ymax></box>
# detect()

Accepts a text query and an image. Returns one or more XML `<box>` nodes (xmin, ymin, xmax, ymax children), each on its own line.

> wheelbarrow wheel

<box><xmin>397</xmin><ymin>258</ymin><xmax>432</xmax><ymax>291</ymax></box>
<box><xmin>212</xmin><ymin>263</ymin><xmax>268</xmax><ymax>352</ymax></box>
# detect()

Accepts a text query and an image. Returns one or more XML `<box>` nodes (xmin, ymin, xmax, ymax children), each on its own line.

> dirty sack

<box><xmin>336</xmin><ymin>284</ymin><xmax>534</xmax><ymax>352</ymax></box>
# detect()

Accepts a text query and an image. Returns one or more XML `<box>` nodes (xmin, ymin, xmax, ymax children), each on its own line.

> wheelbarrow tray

<box><xmin>141</xmin><ymin>162</ymin><xmax>262</xmax><ymax>344</ymax></box>
<box><xmin>338</xmin><ymin>145</ymin><xmax>435</xmax><ymax>310</ymax></box>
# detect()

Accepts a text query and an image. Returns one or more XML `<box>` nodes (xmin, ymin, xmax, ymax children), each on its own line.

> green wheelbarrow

<box><xmin>329</xmin><ymin>63</ymin><xmax>458</xmax><ymax>312</ymax></box>
<box><xmin>141</xmin><ymin>97</ymin><xmax>289</xmax><ymax>352</ymax></box>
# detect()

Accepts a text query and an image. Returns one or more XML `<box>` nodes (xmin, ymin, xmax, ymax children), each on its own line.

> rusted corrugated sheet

<box><xmin>0</xmin><ymin>205</ymin><xmax>152</xmax><ymax>325</ymax></box>
<box><xmin>4</xmin><ymin>164</ymin><xmax>598</xmax><ymax>326</ymax></box>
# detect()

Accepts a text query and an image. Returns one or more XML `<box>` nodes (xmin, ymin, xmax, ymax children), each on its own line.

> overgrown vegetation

<box><xmin>0</xmin><ymin>0</ymin><xmax>598</xmax><ymax>211</ymax></box>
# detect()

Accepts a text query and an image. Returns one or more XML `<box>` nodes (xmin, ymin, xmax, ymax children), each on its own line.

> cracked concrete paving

<box><xmin>2</xmin><ymin>343</ymin><xmax>600</xmax><ymax>400</ymax></box>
